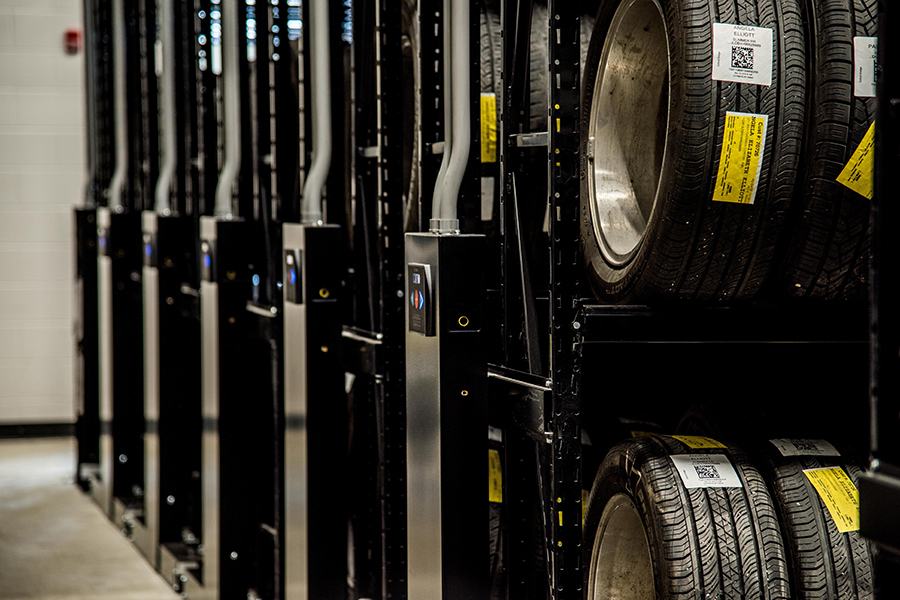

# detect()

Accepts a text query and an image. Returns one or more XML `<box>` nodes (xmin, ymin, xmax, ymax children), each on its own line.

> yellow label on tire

<box><xmin>480</xmin><ymin>94</ymin><xmax>498</xmax><ymax>164</ymax></box>
<box><xmin>803</xmin><ymin>467</ymin><xmax>860</xmax><ymax>533</ymax></box>
<box><xmin>837</xmin><ymin>121</ymin><xmax>875</xmax><ymax>200</ymax></box>
<box><xmin>489</xmin><ymin>449</ymin><xmax>502</xmax><ymax>503</ymax></box>
<box><xmin>712</xmin><ymin>112</ymin><xmax>769</xmax><ymax>204</ymax></box>
<box><xmin>672</xmin><ymin>435</ymin><xmax>727</xmax><ymax>450</ymax></box>
<box><xmin>630</xmin><ymin>430</ymin><xmax>655</xmax><ymax>438</ymax></box>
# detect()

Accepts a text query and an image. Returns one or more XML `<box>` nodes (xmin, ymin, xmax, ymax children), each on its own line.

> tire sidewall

<box><xmin>583</xmin><ymin>440</ymin><xmax>667</xmax><ymax>596</ymax></box>
<box><xmin>580</xmin><ymin>0</ymin><xmax>685</xmax><ymax>302</ymax></box>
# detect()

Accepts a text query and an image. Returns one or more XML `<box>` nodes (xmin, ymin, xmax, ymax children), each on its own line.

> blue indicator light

<box><xmin>252</xmin><ymin>274</ymin><xmax>260</xmax><ymax>287</ymax></box>
<box><xmin>289</xmin><ymin>269</ymin><xmax>296</xmax><ymax>285</ymax></box>
<box><xmin>204</xmin><ymin>254</ymin><xmax>211</xmax><ymax>268</ymax></box>
<box><xmin>144</xmin><ymin>244</ymin><xmax>152</xmax><ymax>257</ymax></box>
<box><xmin>99</xmin><ymin>236</ymin><xmax>106</xmax><ymax>248</ymax></box>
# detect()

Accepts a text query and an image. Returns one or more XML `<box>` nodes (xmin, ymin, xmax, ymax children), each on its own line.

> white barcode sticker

<box><xmin>770</xmin><ymin>438</ymin><xmax>841</xmax><ymax>458</ymax></box>
<box><xmin>854</xmin><ymin>37</ymin><xmax>877</xmax><ymax>98</ymax></box>
<box><xmin>671</xmin><ymin>454</ymin><xmax>743</xmax><ymax>489</ymax></box>
<box><xmin>712</xmin><ymin>23</ymin><xmax>774</xmax><ymax>87</ymax></box>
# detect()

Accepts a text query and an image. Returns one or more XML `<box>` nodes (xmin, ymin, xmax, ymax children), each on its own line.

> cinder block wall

<box><xmin>0</xmin><ymin>0</ymin><xmax>85</xmax><ymax>424</ymax></box>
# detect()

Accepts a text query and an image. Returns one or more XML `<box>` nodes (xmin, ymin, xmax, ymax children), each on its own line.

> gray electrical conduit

<box><xmin>108</xmin><ymin>0</ymin><xmax>127</xmax><ymax>212</ymax></box>
<box><xmin>431</xmin><ymin>0</ymin><xmax>470</xmax><ymax>232</ymax></box>
<box><xmin>300</xmin><ymin>0</ymin><xmax>332</xmax><ymax>225</ymax></box>
<box><xmin>154</xmin><ymin>0</ymin><xmax>176</xmax><ymax>215</ymax></box>
<box><xmin>430</xmin><ymin>0</ymin><xmax>453</xmax><ymax>227</ymax></box>
<box><xmin>213</xmin><ymin>0</ymin><xmax>242</xmax><ymax>219</ymax></box>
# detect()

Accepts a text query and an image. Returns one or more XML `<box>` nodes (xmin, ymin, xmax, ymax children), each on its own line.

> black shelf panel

<box><xmin>580</xmin><ymin>304</ymin><xmax>869</xmax><ymax>344</ymax></box>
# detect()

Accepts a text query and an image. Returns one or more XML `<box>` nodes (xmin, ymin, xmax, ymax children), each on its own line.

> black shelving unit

<box><xmin>344</xmin><ymin>2</ymin><xmax>411</xmax><ymax>598</ymax></box>
<box><xmin>491</xmin><ymin>2</ymin><xmax>882</xmax><ymax>600</ymax></box>
<box><xmin>70</xmin><ymin>1</ymin><xmax>900</xmax><ymax>599</ymax></box>
<box><xmin>75</xmin><ymin>0</ymin><xmax>113</xmax><ymax>488</ymax></box>
<box><xmin>860</xmin><ymin>0</ymin><xmax>900</xmax><ymax>595</ymax></box>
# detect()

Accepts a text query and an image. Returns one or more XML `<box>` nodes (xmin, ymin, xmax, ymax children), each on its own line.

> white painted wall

<box><xmin>0</xmin><ymin>0</ymin><xmax>85</xmax><ymax>423</ymax></box>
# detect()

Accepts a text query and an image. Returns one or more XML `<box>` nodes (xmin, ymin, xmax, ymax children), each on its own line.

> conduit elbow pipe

<box><xmin>431</xmin><ymin>0</ymin><xmax>469</xmax><ymax>233</ymax></box>
<box><xmin>300</xmin><ymin>0</ymin><xmax>332</xmax><ymax>225</ymax></box>
<box><xmin>154</xmin><ymin>0</ymin><xmax>176</xmax><ymax>215</ymax></box>
<box><xmin>213</xmin><ymin>0</ymin><xmax>242</xmax><ymax>219</ymax></box>
<box><xmin>430</xmin><ymin>0</ymin><xmax>454</xmax><ymax>229</ymax></box>
<box><xmin>108</xmin><ymin>0</ymin><xmax>128</xmax><ymax>212</ymax></box>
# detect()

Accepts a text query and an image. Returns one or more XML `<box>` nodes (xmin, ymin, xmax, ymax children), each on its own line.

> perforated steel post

<box><xmin>547</xmin><ymin>2</ymin><xmax>584</xmax><ymax>599</ymax></box>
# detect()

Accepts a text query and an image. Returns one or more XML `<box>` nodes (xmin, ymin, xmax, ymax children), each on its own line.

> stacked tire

<box><xmin>579</xmin><ymin>0</ymin><xmax>877</xmax><ymax>303</ymax></box>
<box><xmin>584</xmin><ymin>435</ymin><xmax>790</xmax><ymax>599</ymax></box>
<box><xmin>584</xmin><ymin>435</ymin><xmax>873</xmax><ymax>598</ymax></box>
<box><xmin>758</xmin><ymin>439</ymin><xmax>874</xmax><ymax>599</ymax></box>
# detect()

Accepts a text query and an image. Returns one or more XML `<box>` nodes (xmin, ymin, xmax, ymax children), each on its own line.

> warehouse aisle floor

<box><xmin>0</xmin><ymin>438</ymin><xmax>178</xmax><ymax>600</ymax></box>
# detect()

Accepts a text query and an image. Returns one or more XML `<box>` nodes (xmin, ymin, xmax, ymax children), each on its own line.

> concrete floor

<box><xmin>0</xmin><ymin>437</ymin><xmax>178</xmax><ymax>600</ymax></box>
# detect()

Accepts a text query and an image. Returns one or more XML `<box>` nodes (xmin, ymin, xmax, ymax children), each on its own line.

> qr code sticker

<box><xmin>694</xmin><ymin>465</ymin><xmax>721</xmax><ymax>480</ymax></box>
<box><xmin>732</xmin><ymin>46</ymin><xmax>754</xmax><ymax>70</ymax></box>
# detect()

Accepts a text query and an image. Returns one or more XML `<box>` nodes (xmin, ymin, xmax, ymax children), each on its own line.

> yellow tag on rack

<box><xmin>837</xmin><ymin>121</ymin><xmax>875</xmax><ymax>200</ymax></box>
<box><xmin>803</xmin><ymin>467</ymin><xmax>860</xmax><ymax>533</ymax></box>
<box><xmin>712</xmin><ymin>112</ymin><xmax>769</xmax><ymax>204</ymax></box>
<box><xmin>481</xmin><ymin>94</ymin><xmax>498</xmax><ymax>164</ymax></box>
<box><xmin>489</xmin><ymin>449</ymin><xmax>503</xmax><ymax>503</ymax></box>
<box><xmin>672</xmin><ymin>435</ymin><xmax>727</xmax><ymax>450</ymax></box>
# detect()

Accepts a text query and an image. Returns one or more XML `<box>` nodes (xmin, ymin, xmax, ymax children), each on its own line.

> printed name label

<box><xmin>712</xmin><ymin>23</ymin><xmax>774</xmax><ymax>87</ymax></box>
<box><xmin>489</xmin><ymin>449</ymin><xmax>503</xmax><ymax>503</ymax></box>
<box><xmin>804</xmin><ymin>467</ymin><xmax>860</xmax><ymax>533</ymax></box>
<box><xmin>480</xmin><ymin>93</ymin><xmax>498</xmax><ymax>163</ymax></box>
<box><xmin>671</xmin><ymin>454</ymin><xmax>743</xmax><ymax>489</ymax></box>
<box><xmin>713</xmin><ymin>112</ymin><xmax>769</xmax><ymax>204</ymax></box>
<box><xmin>770</xmin><ymin>438</ymin><xmax>841</xmax><ymax>457</ymax></box>
<box><xmin>672</xmin><ymin>435</ymin><xmax>727</xmax><ymax>450</ymax></box>
<box><xmin>837</xmin><ymin>121</ymin><xmax>876</xmax><ymax>200</ymax></box>
<box><xmin>854</xmin><ymin>37</ymin><xmax>877</xmax><ymax>98</ymax></box>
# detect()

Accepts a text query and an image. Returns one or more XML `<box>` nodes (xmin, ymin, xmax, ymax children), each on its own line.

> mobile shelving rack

<box><xmin>76</xmin><ymin>0</ymin><xmax>113</xmax><ymax>496</ymax></box>
<box><xmin>144</xmin><ymin>0</ymin><xmax>211</xmax><ymax>578</ymax></box>
<box><xmin>92</xmin><ymin>0</ymin><xmax>158</xmax><ymax>544</ymax></box>
<box><xmin>860</xmin><ymin>0</ymin><xmax>900</xmax><ymax>594</ymax></box>
<box><xmin>72</xmin><ymin>1</ymin><xmax>900</xmax><ymax>599</ymax></box>
<box><xmin>402</xmin><ymin>2</ymin><xmax>888</xmax><ymax>600</ymax></box>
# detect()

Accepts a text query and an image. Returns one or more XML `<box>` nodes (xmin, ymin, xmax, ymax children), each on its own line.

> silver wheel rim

<box><xmin>588</xmin><ymin>493</ymin><xmax>656</xmax><ymax>600</ymax></box>
<box><xmin>587</xmin><ymin>0</ymin><xmax>670</xmax><ymax>267</ymax></box>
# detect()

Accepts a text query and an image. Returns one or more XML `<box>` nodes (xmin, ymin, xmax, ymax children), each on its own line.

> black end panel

<box><xmin>109</xmin><ymin>210</ymin><xmax>145</xmax><ymax>504</ymax></box>
<box><xmin>75</xmin><ymin>208</ymin><xmax>100</xmax><ymax>475</ymax></box>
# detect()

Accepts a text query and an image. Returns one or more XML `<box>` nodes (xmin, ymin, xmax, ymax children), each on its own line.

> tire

<box><xmin>584</xmin><ymin>435</ymin><xmax>790</xmax><ymax>599</ymax></box>
<box><xmin>480</xmin><ymin>1</ymin><xmax>503</xmax><ymax>230</ymax></box>
<box><xmin>778</xmin><ymin>0</ymin><xmax>877</xmax><ymax>300</ymax></box>
<box><xmin>488</xmin><ymin>428</ymin><xmax>504</xmax><ymax>600</ymax></box>
<box><xmin>758</xmin><ymin>439</ymin><xmax>874</xmax><ymax>599</ymax></box>
<box><xmin>675</xmin><ymin>403</ymin><xmax>774</xmax><ymax>443</ymax></box>
<box><xmin>580</xmin><ymin>0</ymin><xmax>807</xmax><ymax>303</ymax></box>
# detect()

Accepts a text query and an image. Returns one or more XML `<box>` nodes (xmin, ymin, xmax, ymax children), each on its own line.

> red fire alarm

<box><xmin>64</xmin><ymin>29</ymin><xmax>82</xmax><ymax>55</ymax></box>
